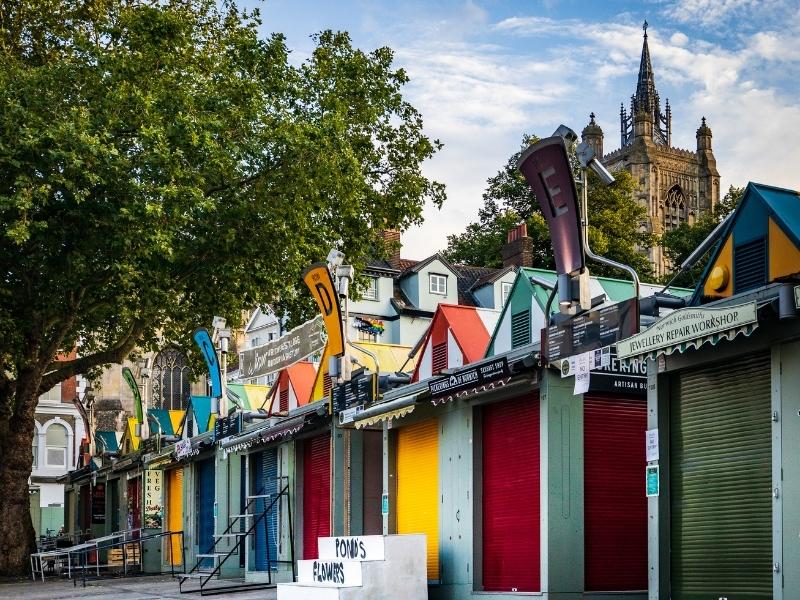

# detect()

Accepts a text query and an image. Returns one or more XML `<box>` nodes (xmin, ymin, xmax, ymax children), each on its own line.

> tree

<box><xmin>0</xmin><ymin>0</ymin><xmax>444</xmax><ymax>575</ymax></box>
<box><xmin>661</xmin><ymin>186</ymin><xmax>744</xmax><ymax>287</ymax></box>
<box><xmin>444</xmin><ymin>135</ymin><xmax>654</xmax><ymax>279</ymax></box>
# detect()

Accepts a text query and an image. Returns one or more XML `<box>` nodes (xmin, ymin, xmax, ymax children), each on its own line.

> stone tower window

<box><xmin>151</xmin><ymin>347</ymin><xmax>191</xmax><ymax>410</ymax></box>
<box><xmin>664</xmin><ymin>185</ymin><xmax>687</xmax><ymax>231</ymax></box>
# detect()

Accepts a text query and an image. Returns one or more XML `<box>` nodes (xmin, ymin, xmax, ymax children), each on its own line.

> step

<box><xmin>318</xmin><ymin>535</ymin><xmax>385</xmax><ymax>562</ymax></box>
<box><xmin>196</xmin><ymin>553</ymin><xmax>227</xmax><ymax>559</ymax></box>
<box><xmin>216</xmin><ymin>533</ymin><xmax>246</xmax><ymax>537</ymax></box>
<box><xmin>177</xmin><ymin>573</ymin><xmax>212</xmax><ymax>580</ymax></box>
<box><xmin>277</xmin><ymin>582</ymin><xmax>349</xmax><ymax>600</ymax></box>
<box><xmin>229</xmin><ymin>514</ymin><xmax>255</xmax><ymax>519</ymax></box>
<box><xmin>297</xmin><ymin>559</ymin><xmax>362</xmax><ymax>587</ymax></box>
<box><xmin>247</xmin><ymin>494</ymin><xmax>274</xmax><ymax>499</ymax></box>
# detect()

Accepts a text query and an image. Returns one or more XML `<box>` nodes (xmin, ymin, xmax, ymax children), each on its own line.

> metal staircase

<box><xmin>178</xmin><ymin>476</ymin><xmax>295</xmax><ymax>596</ymax></box>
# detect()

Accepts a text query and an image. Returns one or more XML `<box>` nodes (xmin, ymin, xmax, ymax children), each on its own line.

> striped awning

<box><xmin>354</xmin><ymin>404</ymin><xmax>415</xmax><ymax>429</ymax></box>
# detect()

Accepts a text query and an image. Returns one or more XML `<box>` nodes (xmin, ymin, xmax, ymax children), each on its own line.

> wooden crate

<box><xmin>107</xmin><ymin>544</ymin><xmax>140</xmax><ymax>566</ymax></box>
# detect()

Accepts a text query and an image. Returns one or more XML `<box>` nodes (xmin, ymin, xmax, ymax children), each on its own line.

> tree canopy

<box><xmin>444</xmin><ymin>134</ymin><xmax>654</xmax><ymax>279</ymax></box>
<box><xmin>0</xmin><ymin>0</ymin><xmax>444</xmax><ymax>574</ymax></box>
<box><xmin>661</xmin><ymin>186</ymin><xmax>744</xmax><ymax>287</ymax></box>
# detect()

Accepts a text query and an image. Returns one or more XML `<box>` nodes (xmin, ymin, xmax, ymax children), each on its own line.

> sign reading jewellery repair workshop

<box><xmin>617</xmin><ymin>301</ymin><xmax>758</xmax><ymax>360</ymax></box>
<box><xmin>239</xmin><ymin>315</ymin><xmax>325</xmax><ymax>379</ymax></box>
<box><xmin>428</xmin><ymin>358</ymin><xmax>509</xmax><ymax>398</ymax></box>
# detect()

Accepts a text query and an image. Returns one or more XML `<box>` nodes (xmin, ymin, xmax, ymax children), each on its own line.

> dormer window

<box><xmin>429</xmin><ymin>273</ymin><xmax>447</xmax><ymax>295</ymax></box>
<box><xmin>363</xmin><ymin>276</ymin><xmax>379</xmax><ymax>301</ymax></box>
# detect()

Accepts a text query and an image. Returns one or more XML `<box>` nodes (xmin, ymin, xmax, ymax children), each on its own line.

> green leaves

<box><xmin>445</xmin><ymin>134</ymin><xmax>653</xmax><ymax>280</ymax></box>
<box><xmin>0</xmin><ymin>0</ymin><xmax>444</xmax><ymax>392</ymax></box>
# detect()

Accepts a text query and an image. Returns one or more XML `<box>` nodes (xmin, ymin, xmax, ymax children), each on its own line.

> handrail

<box><xmin>199</xmin><ymin>480</ymin><xmax>290</xmax><ymax>591</ymax></box>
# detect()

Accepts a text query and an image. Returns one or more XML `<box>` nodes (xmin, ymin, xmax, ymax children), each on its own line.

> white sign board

<box><xmin>174</xmin><ymin>438</ymin><xmax>193</xmax><ymax>459</ymax></box>
<box><xmin>317</xmin><ymin>535</ymin><xmax>385</xmax><ymax>562</ymax></box>
<box><xmin>573</xmin><ymin>351</ymin><xmax>592</xmax><ymax>395</ymax></box>
<box><xmin>339</xmin><ymin>404</ymin><xmax>364</xmax><ymax>425</ymax></box>
<box><xmin>646</xmin><ymin>429</ymin><xmax>659</xmax><ymax>462</ymax></box>
<box><xmin>617</xmin><ymin>301</ymin><xmax>758</xmax><ymax>360</ymax></box>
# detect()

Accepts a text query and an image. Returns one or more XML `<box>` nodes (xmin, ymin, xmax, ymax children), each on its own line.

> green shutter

<box><xmin>670</xmin><ymin>353</ymin><xmax>772</xmax><ymax>599</ymax></box>
<box><xmin>511</xmin><ymin>310</ymin><xmax>531</xmax><ymax>349</ymax></box>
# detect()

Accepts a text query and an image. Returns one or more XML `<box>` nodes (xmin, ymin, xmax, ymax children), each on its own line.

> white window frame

<box><xmin>38</xmin><ymin>382</ymin><xmax>62</xmax><ymax>405</ymax></box>
<box><xmin>363</xmin><ymin>276</ymin><xmax>379</xmax><ymax>301</ymax></box>
<box><xmin>501</xmin><ymin>281</ymin><xmax>513</xmax><ymax>306</ymax></box>
<box><xmin>429</xmin><ymin>273</ymin><xmax>447</xmax><ymax>295</ymax></box>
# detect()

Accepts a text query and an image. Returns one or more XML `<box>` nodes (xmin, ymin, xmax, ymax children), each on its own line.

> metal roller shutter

<box><xmin>670</xmin><ymin>353</ymin><xmax>772</xmax><ymax>599</ymax></box>
<box><xmin>302</xmin><ymin>435</ymin><xmax>331</xmax><ymax>560</ymax></box>
<box><xmin>584</xmin><ymin>395</ymin><xmax>647</xmax><ymax>591</ymax></box>
<box><xmin>167</xmin><ymin>469</ymin><xmax>183</xmax><ymax>565</ymax></box>
<box><xmin>397</xmin><ymin>419</ymin><xmax>439</xmax><ymax>581</ymax></box>
<box><xmin>482</xmin><ymin>395</ymin><xmax>540</xmax><ymax>592</ymax></box>
<box><xmin>196</xmin><ymin>458</ymin><xmax>215</xmax><ymax>562</ymax></box>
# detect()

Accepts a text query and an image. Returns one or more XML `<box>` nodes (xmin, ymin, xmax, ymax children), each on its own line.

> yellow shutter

<box><xmin>397</xmin><ymin>419</ymin><xmax>439</xmax><ymax>580</ymax></box>
<box><xmin>167</xmin><ymin>468</ymin><xmax>183</xmax><ymax>565</ymax></box>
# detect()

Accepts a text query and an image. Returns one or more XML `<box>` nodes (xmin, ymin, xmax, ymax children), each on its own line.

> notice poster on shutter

<box><xmin>574</xmin><ymin>351</ymin><xmax>592</xmax><ymax>394</ymax></box>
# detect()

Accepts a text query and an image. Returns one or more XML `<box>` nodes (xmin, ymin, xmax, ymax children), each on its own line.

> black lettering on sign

<box><xmin>313</xmin><ymin>560</ymin><xmax>345</xmax><ymax>584</ymax></box>
<box><xmin>335</xmin><ymin>537</ymin><xmax>366</xmax><ymax>560</ymax></box>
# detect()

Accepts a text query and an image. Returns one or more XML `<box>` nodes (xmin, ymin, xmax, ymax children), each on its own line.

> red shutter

<box><xmin>584</xmin><ymin>395</ymin><xmax>647</xmax><ymax>591</ymax></box>
<box><xmin>431</xmin><ymin>342</ymin><xmax>447</xmax><ymax>374</ymax></box>
<box><xmin>482</xmin><ymin>394</ymin><xmax>540</xmax><ymax>592</ymax></box>
<box><xmin>302</xmin><ymin>434</ymin><xmax>331</xmax><ymax>559</ymax></box>
<box><xmin>279</xmin><ymin>387</ymin><xmax>289</xmax><ymax>413</ymax></box>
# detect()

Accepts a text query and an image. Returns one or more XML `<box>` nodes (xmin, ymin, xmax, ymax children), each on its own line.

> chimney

<box><xmin>501</xmin><ymin>223</ymin><xmax>533</xmax><ymax>268</ymax></box>
<box><xmin>381</xmin><ymin>229</ymin><xmax>402</xmax><ymax>269</ymax></box>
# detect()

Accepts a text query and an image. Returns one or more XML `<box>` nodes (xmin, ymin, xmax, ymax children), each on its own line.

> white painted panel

<box><xmin>318</xmin><ymin>536</ymin><xmax>385</xmax><ymax>561</ymax></box>
<box><xmin>40</xmin><ymin>483</ymin><xmax>64</xmax><ymax>507</ymax></box>
<box><xmin>297</xmin><ymin>559</ymin><xmax>363</xmax><ymax>586</ymax></box>
<box><xmin>491</xmin><ymin>311</ymin><xmax>512</xmax><ymax>356</ymax></box>
<box><xmin>418</xmin><ymin>341</ymin><xmax>432</xmax><ymax>380</ymax></box>
<box><xmin>476</xmin><ymin>308</ymin><xmax>500</xmax><ymax>334</ymax></box>
<box><xmin>447</xmin><ymin>330</ymin><xmax>464</xmax><ymax>369</ymax></box>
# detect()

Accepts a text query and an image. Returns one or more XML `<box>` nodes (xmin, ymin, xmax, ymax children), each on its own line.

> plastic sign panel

<box><xmin>646</xmin><ymin>429</ymin><xmax>659</xmax><ymax>462</ymax></box>
<box><xmin>239</xmin><ymin>316</ymin><xmax>325</xmax><ymax>379</ymax></box>
<box><xmin>122</xmin><ymin>366</ymin><xmax>144</xmax><ymax>424</ymax></box>
<box><xmin>193</xmin><ymin>328</ymin><xmax>222</xmax><ymax>398</ymax></box>
<box><xmin>646</xmin><ymin>465</ymin><xmax>660</xmax><ymax>497</ymax></box>
<box><xmin>303</xmin><ymin>263</ymin><xmax>345</xmax><ymax>357</ymax></box>
<box><xmin>517</xmin><ymin>136</ymin><xmax>584</xmax><ymax>276</ymax></box>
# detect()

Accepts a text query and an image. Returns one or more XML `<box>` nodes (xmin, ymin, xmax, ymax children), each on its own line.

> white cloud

<box><xmin>391</xmin><ymin>11</ymin><xmax>800</xmax><ymax>257</ymax></box>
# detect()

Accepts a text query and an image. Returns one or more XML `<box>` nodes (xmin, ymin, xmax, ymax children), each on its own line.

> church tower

<box><xmin>586</xmin><ymin>21</ymin><xmax>721</xmax><ymax>278</ymax></box>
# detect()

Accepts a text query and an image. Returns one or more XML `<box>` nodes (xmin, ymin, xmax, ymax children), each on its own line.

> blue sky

<box><xmin>243</xmin><ymin>0</ymin><xmax>800</xmax><ymax>259</ymax></box>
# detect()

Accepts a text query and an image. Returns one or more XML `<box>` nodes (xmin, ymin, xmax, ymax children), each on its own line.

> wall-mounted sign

<box><xmin>239</xmin><ymin>316</ymin><xmax>325</xmax><ymax>379</ymax></box>
<box><xmin>175</xmin><ymin>438</ymin><xmax>193</xmax><ymax>459</ymax></box>
<box><xmin>646</xmin><ymin>429</ymin><xmax>659</xmax><ymax>462</ymax></box>
<box><xmin>303</xmin><ymin>263</ymin><xmax>345</xmax><ymax>357</ymax></box>
<box><xmin>589</xmin><ymin>350</ymin><xmax>647</xmax><ymax>395</ymax></box>
<box><xmin>545</xmin><ymin>297</ymin><xmax>639</xmax><ymax>363</ymax></box>
<box><xmin>617</xmin><ymin>301</ymin><xmax>758</xmax><ymax>361</ymax></box>
<box><xmin>381</xmin><ymin>493</ymin><xmax>389</xmax><ymax>516</ymax></box>
<box><xmin>795</xmin><ymin>285</ymin><xmax>800</xmax><ymax>310</ymax></box>
<box><xmin>214</xmin><ymin>412</ymin><xmax>242</xmax><ymax>442</ymax></box>
<box><xmin>92</xmin><ymin>483</ymin><xmax>106</xmax><ymax>525</ymax></box>
<box><xmin>646</xmin><ymin>465</ymin><xmax>660</xmax><ymax>497</ymax></box>
<box><xmin>339</xmin><ymin>404</ymin><xmax>364</xmax><ymax>425</ymax></box>
<box><xmin>143</xmin><ymin>470</ymin><xmax>163</xmax><ymax>529</ymax></box>
<box><xmin>334</xmin><ymin>375</ymin><xmax>374</xmax><ymax>414</ymax></box>
<box><xmin>517</xmin><ymin>136</ymin><xmax>584</xmax><ymax>275</ymax></box>
<box><xmin>428</xmin><ymin>357</ymin><xmax>509</xmax><ymax>398</ymax></box>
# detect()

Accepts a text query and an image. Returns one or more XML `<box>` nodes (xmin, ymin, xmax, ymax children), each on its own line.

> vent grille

<box><xmin>511</xmin><ymin>310</ymin><xmax>531</xmax><ymax>349</ymax></box>
<box><xmin>734</xmin><ymin>237</ymin><xmax>766</xmax><ymax>293</ymax></box>
<box><xmin>432</xmin><ymin>342</ymin><xmax>447</xmax><ymax>374</ymax></box>
<box><xmin>323</xmin><ymin>373</ymin><xmax>332</xmax><ymax>398</ymax></box>
<box><xmin>279</xmin><ymin>388</ymin><xmax>289</xmax><ymax>413</ymax></box>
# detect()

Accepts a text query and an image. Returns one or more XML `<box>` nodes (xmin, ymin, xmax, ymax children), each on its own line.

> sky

<box><xmin>242</xmin><ymin>0</ymin><xmax>800</xmax><ymax>260</ymax></box>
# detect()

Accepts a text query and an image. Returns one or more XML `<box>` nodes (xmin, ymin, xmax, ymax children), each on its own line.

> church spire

<box><xmin>635</xmin><ymin>20</ymin><xmax>657</xmax><ymax>116</ymax></box>
<box><xmin>619</xmin><ymin>20</ymin><xmax>671</xmax><ymax>147</ymax></box>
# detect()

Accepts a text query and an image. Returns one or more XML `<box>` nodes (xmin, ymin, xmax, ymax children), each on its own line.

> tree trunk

<box><xmin>0</xmin><ymin>388</ymin><xmax>37</xmax><ymax>576</ymax></box>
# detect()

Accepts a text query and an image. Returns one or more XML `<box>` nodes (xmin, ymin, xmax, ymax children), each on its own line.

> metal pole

<box><xmin>382</xmin><ymin>419</ymin><xmax>389</xmax><ymax>536</ymax></box>
<box><xmin>581</xmin><ymin>167</ymin><xmax>641</xmax><ymax>298</ymax></box>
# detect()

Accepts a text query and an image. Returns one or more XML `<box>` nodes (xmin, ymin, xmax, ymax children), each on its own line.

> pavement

<box><xmin>0</xmin><ymin>575</ymin><xmax>278</xmax><ymax>599</ymax></box>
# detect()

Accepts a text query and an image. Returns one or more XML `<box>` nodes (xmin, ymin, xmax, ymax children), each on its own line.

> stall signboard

<box><xmin>428</xmin><ymin>357</ymin><xmax>509</xmax><ymax>398</ymax></box>
<box><xmin>143</xmin><ymin>470</ymin><xmax>163</xmax><ymax>529</ymax></box>
<box><xmin>617</xmin><ymin>301</ymin><xmax>758</xmax><ymax>360</ymax></box>
<box><xmin>214</xmin><ymin>412</ymin><xmax>242</xmax><ymax>442</ymax></box>
<box><xmin>588</xmin><ymin>350</ymin><xmax>647</xmax><ymax>394</ymax></box>
<box><xmin>175</xmin><ymin>438</ymin><xmax>192</xmax><ymax>459</ymax></box>
<box><xmin>240</xmin><ymin>315</ymin><xmax>325</xmax><ymax>379</ymax></box>
<box><xmin>92</xmin><ymin>483</ymin><xmax>106</xmax><ymax>525</ymax></box>
<box><xmin>544</xmin><ymin>297</ymin><xmax>639</xmax><ymax>363</ymax></box>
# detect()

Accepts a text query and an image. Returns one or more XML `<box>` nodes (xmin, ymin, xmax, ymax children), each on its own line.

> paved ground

<box><xmin>0</xmin><ymin>575</ymin><xmax>278</xmax><ymax>599</ymax></box>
